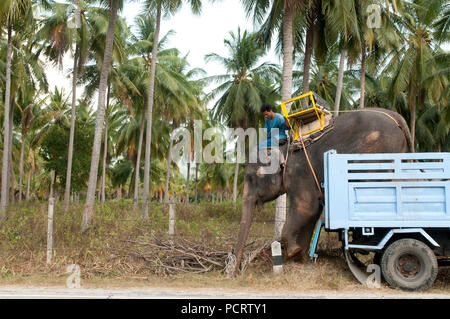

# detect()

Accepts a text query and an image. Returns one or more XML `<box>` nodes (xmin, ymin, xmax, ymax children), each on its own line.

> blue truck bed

<box><xmin>323</xmin><ymin>150</ymin><xmax>450</xmax><ymax>230</ymax></box>
<box><xmin>309</xmin><ymin>150</ymin><xmax>450</xmax><ymax>290</ymax></box>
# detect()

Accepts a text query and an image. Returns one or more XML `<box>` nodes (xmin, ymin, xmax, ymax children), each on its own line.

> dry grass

<box><xmin>0</xmin><ymin>200</ymin><xmax>448</xmax><ymax>295</ymax></box>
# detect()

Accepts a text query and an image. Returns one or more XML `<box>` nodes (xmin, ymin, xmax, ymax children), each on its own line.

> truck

<box><xmin>309</xmin><ymin>150</ymin><xmax>450</xmax><ymax>291</ymax></box>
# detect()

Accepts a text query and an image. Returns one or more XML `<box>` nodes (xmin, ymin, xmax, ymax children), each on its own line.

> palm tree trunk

<box><xmin>194</xmin><ymin>162</ymin><xmax>199</xmax><ymax>203</ymax></box>
<box><xmin>63</xmin><ymin>44</ymin><xmax>79</xmax><ymax>212</ymax></box>
<box><xmin>26</xmin><ymin>168</ymin><xmax>31</xmax><ymax>201</ymax></box>
<box><xmin>142</xmin><ymin>1</ymin><xmax>162</xmax><ymax>218</ymax></box>
<box><xmin>117</xmin><ymin>184</ymin><xmax>122</xmax><ymax>199</ymax></box>
<box><xmin>164</xmin><ymin>123</ymin><xmax>175</xmax><ymax>204</ymax></box>
<box><xmin>334</xmin><ymin>50</ymin><xmax>346</xmax><ymax>117</ymax></box>
<box><xmin>409</xmin><ymin>86</ymin><xmax>416</xmax><ymax>152</ymax></box>
<box><xmin>410</xmin><ymin>102</ymin><xmax>416</xmax><ymax>152</ymax></box>
<box><xmin>98</xmin><ymin>175</ymin><xmax>102</xmax><ymax>200</ymax></box>
<box><xmin>302</xmin><ymin>8</ymin><xmax>315</xmax><ymax>94</ymax></box>
<box><xmin>359</xmin><ymin>45</ymin><xmax>366</xmax><ymax>109</ymax></box>
<box><xmin>281</xmin><ymin>3</ymin><xmax>294</xmax><ymax>102</ymax></box>
<box><xmin>8</xmin><ymin>98</ymin><xmax>14</xmax><ymax>204</ymax></box>
<box><xmin>81</xmin><ymin>0</ymin><xmax>119</xmax><ymax>232</ymax></box>
<box><xmin>274</xmin><ymin>2</ymin><xmax>295</xmax><ymax>241</ymax></box>
<box><xmin>233</xmin><ymin>160</ymin><xmax>239</xmax><ymax>202</ymax></box>
<box><xmin>133</xmin><ymin>114</ymin><xmax>145</xmax><ymax>208</ymax></box>
<box><xmin>1</xmin><ymin>21</ymin><xmax>13</xmax><ymax>218</ymax></box>
<box><xmin>101</xmin><ymin>84</ymin><xmax>110</xmax><ymax>204</ymax></box>
<box><xmin>19</xmin><ymin>134</ymin><xmax>25</xmax><ymax>202</ymax></box>
<box><xmin>185</xmin><ymin>161</ymin><xmax>190</xmax><ymax>204</ymax></box>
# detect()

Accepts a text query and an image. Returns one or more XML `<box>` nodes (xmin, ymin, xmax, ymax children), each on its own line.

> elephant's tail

<box><xmin>389</xmin><ymin>111</ymin><xmax>414</xmax><ymax>153</ymax></box>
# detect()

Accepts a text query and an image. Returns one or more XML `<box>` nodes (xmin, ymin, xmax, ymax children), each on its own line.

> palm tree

<box><xmin>352</xmin><ymin>1</ymin><xmax>402</xmax><ymax>109</ymax></box>
<box><xmin>77</xmin><ymin>9</ymin><xmax>130</xmax><ymax>204</ymax></box>
<box><xmin>205</xmin><ymin>27</ymin><xmax>279</xmax><ymax>202</ymax></box>
<box><xmin>293</xmin><ymin>45</ymin><xmax>354</xmax><ymax>111</ymax></box>
<box><xmin>65</xmin><ymin>0</ymin><xmax>89</xmax><ymax>210</ymax></box>
<box><xmin>140</xmin><ymin>0</ymin><xmax>205</xmax><ymax>217</ymax></box>
<box><xmin>37</xmin><ymin>0</ymin><xmax>91</xmax><ymax>211</ymax></box>
<box><xmin>128</xmin><ymin>13</ymin><xmax>175</xmax><ymax>208</ymax></box>
<box><xmin>82</xmin><ymin>0</ymin><xmax>121</xmax><ymax>232</ymax></box>
<box><xmin>160</xmin><ymin>68</ymin><xmax>202</xmax><ymax>205</ymax></box>
<box><xmin>386</xmin><ymin>0</ymin><xmax>448</xmax><ymax>151</ymax></box>
<box><xmin>0</xmin><ymin>0</ymin><xmax>33</xmax><ymax>217</ymax></box>
<box><xmin>3</xmin><ymin>16</ymin><xmax>47</xmax><ymax>203</ymax></box>
<box><xmin>322</xmin><ymin>0</ymin><xmax>360</xmax><ymax>115</ymax></box>
<box><xmin>242</xmin><ymin>0</ymin><xmax>305</xmax><ymax>241</ymax></box>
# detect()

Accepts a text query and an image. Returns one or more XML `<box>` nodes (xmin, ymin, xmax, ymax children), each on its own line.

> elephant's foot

<box><xmin>286</xmin><ymin>245</ymin><xmax>303</xmax><ymax>259</ymax></box>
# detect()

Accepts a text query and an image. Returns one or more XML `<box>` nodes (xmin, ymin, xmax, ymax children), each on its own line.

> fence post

<box><xmin>271</xmin><ymin>241</ymin><xmax>283</xmax><ymax>274</ymax></box>
<box><xmin>168</xmin><ymin>200</ymin><xmax>176</xmax><ymax>242</ymax></box>
<box><xmin>47</xmin><ymin>170</ymin><xmax>55</xmax><ymax>266</ymax></box>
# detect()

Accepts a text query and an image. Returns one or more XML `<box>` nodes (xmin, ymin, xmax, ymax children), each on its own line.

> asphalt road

<box><xmin>0</xmin><ymin>286</ymin><xmax>448</xmax><ymax>299</ymax></box>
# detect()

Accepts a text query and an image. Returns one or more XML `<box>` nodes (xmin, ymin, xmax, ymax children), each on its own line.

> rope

<box><xmin>281</xmin><ymin>133</ymin><xmax>290</xmax><ymax>193</ymax></box>
<box><xmin>336</xmin><ymin>109</ymin><xmax>400</xmax><ymax>126</ymax></box>
<box><xmin>299</xmin><ymin>123</ymin><xmax>324</xmax><ymax>202</ymax></box>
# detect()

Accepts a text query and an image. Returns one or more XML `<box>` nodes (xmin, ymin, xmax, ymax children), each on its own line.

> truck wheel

<box><xmin>381</xmin><ymin>238</ymin><xmax>438</xmax><ymax>291</ymax></box>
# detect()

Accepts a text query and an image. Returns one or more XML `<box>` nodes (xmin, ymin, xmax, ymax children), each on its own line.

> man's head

<box><xmin>260</xmin><ymin>103</ymin><xmax>275</xmax><ymax>120</ymax></box>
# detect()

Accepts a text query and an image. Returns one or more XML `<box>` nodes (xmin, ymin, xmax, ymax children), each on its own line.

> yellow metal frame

<box><xmin>281</xmin><ymin>91</ymin><xmax>327</xmax><ymax>140</ymax></box>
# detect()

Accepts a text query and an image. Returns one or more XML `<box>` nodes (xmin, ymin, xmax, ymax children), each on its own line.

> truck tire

<box><xmin>381</xmin><ymin>238</ymin><xmax>438</xmax><ymax>291</ymax></box>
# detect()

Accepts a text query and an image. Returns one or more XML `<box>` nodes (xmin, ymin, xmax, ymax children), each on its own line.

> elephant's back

<box><xmin>324</xmin><ymin>108</ymin><xmax>412</xmax><ymax>154</ymax></box>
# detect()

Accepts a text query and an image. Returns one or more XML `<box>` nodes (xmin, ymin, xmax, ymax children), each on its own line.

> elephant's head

<box><xmin>233</xmin><ymin>145</ymin><xmax>287</xmax><ymax>274</ymax></box>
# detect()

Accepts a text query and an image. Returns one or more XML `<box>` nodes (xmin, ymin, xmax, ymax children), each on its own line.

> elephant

<box><xmin>233</xmin><ymin>108</ymin><xmax>413</xmax><ymax>273</ymax></box>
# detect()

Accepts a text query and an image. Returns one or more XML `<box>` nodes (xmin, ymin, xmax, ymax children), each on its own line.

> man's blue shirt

<box><xmin>259</xmin><ymin>113</ymin><xmax>289</xmax><ymax>149</ymax></box>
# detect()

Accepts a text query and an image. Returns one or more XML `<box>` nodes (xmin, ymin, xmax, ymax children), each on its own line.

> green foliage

<box><xmin>40</xmin><ymin>103</ymin><xmax>94</xmax><ymax>192</ymax></box>
<box><xmin>0</xmin><ymin>0</ymin><xmax>448</xmax><ymax>206</ymax></box>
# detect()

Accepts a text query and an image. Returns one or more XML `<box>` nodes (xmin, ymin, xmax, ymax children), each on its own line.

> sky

<box><xmin>46</xmin><ymin>0</ymin><xmax>279</xmax><ymax>103</ymax></box>
<box><xmin>46</xmin><ymin>1</ymin><xmax>449</xmax><ymax>105</ymax></box>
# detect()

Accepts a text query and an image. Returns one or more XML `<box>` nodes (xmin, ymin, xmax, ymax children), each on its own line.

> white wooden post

<box><xmin>274</xmin><ymin>195</ymin><xmax>286</xmax><ymax>241</ymax></box>
<box><xmin>47</xmin><ymin>170</ymin><xmax>55</xmax><ymax>265</ymax></box>
<box><xmin>168</xmin><ymin>200</ymin><xmax>176</xmax><ymax>242</ymax></box>
<box><xmin>271</xmin><ymin>241</ymin><xmax>283</xmax><ymax>274</ymax></box>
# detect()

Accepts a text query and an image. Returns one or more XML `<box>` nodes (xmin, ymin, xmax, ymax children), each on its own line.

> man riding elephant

<box><xmin>258</xmin><ymin>103</ymin><xmax>291</xmax><ymax>149</ymax></box>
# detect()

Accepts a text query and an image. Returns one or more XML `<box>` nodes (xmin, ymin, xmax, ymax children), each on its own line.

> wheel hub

<box><xmin>397</xmin><ymin>254</ymin><xmax>421</xmax><ymax>278</ymax></box>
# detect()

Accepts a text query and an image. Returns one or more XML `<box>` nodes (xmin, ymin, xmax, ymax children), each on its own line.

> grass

<box><xmin>0</xmin><ymin>200</ymin><xmax>448</xmax><ymax>295</ymax></box>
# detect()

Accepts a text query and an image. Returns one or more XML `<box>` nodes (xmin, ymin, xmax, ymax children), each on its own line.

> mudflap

<box><xmin>344</xmin><ymin>249</ymin><xmax>369</xmax><ymax>286</ymax></box>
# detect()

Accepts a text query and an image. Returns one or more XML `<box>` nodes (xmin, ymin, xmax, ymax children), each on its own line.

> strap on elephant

<box><xmin>299</xmin><ymin>124</ymin><xmax>325</xmax><ymax>202</ymax></box>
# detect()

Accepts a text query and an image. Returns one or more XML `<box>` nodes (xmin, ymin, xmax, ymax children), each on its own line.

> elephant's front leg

<box><xmin>282</xmin><ymin>191</ymin><xmax>321</xmax><ymax>260</ymax></box>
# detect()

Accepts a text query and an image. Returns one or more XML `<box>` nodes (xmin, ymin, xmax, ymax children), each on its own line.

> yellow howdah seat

<box><xmin>281</xmin><ymin>91</ymin><xmax>332</xmax><ymax>141</ymax></box>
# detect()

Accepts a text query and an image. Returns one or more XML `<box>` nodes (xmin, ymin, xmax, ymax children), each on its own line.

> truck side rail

<box><xmin>344</xmin><ymin>228</ymin><xmax>440</xmax><ymax>251</ymax></box>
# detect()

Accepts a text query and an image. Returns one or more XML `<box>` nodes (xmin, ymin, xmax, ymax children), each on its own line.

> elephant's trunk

<box><xmin>233</xmin><ymin>193</ymin><xmax>257</xmax><ymax>275</ymax></box>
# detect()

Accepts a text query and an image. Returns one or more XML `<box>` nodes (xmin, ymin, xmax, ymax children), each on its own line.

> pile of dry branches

<box><xmin>123</xmin><ymin>235</ymin><xmax>271</xmax><ymax>276</ymax></box>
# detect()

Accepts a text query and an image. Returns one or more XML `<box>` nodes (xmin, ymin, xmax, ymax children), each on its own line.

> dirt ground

<box><xmin>0</xmin><ymin>201</ymin><xmax>448</xmax><ymax>297</ymax></box>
